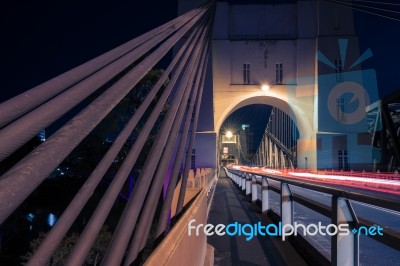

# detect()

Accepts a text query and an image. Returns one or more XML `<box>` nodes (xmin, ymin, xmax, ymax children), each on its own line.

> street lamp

<box><xmin>226</xmin><ymin>130</ymin><xmax>233</xmax><ymax>139</ymax></box>
<box><xmin>261</xmin><ymin>84</ymin><xmax>270</xmax><ymax>91</ymax></box>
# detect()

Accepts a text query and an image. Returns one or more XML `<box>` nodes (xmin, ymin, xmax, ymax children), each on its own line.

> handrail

<box><xmin>229</xmin><ymin>169</ymin><xmax>400</xmax><ymax>212</ymax></box>
<box><xmin>226</xmin><ymin>168</ymin><xmax>400</xmax><ymax>265</ymax></box>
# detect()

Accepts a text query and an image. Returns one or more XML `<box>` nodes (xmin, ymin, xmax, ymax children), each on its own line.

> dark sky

<box><xmin>0</xmin><ymin>0</ymin><xmax>178</xmax><ymax>102</ymax></box>
<box><xmin>352</xmin><ymin>5</ymin><xmax>400</xmax><ymax>97</ymax></box>
<box><xmin>1</xmin><ymin>1</ymin><xmax>399</xmax><ymax>100</ymax></box>
<box><xmin>0</xmin><ymin>0</ymin><xmax>399</xmax><ymax>120</ymax></box>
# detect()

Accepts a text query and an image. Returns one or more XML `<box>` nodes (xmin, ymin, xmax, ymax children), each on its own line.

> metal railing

<box><xmin>226</xmin><ymin>168</ymin><xmax>400</xmax><ymax>266</ymax></box>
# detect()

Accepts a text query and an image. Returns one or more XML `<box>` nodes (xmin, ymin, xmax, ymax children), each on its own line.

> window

<box><xmin>344</xmin><ymin>150</ymin><xmax>349</xmax><ymax>170</ymax></box>
<box><xmin>191</xmin><ymin>149</ymin><xmax>196</xmax><ymax>170</ymax></box>
<box><xmin>243</xmin><ymin>63</ymin><xmax>250</xmax><ymax>84</ymax></box>
<box><xmin>336</xmin><ymin>97</ymin><xmax>345</xmax><ymax>121</ymax></box>
<box><xmin>338</xmin><ymin>149</ymin><xmax>349</xmax><ymax>170</ymax></box>
<box><xmin>276</xmin><ymin>63</ymin><xmax>283</xmax><ymax>84</ymax></box>
<box><xmin>335</xmin><ymin>59</ymin><xmax>343</xmax><ymax>81</ymax></box>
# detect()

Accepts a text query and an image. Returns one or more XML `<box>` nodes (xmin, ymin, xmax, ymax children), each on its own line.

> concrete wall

<box><xmin>170</xmin><ymin>168</ymin><xmax>216</xmax><ymax>217</ymax></box>
<box><xmin>228</xmin><ymin>5</ymin><xmax>297</xmax><ymax>39</ymax></box>
<box><xmin>229</xmin><ymin>40</ymin><xmax>297</xmax><ymax>85</ymax></box>
<box><xmin>178</xmin><ymin>0</ymin><xmax>376</xmax><ymax>170</ymax></box>
<box><xmin>145</xmin><ymin>168</ymin><xmax>217</xmax><ymax>265</ymax></box>
<box><xmin>145</xmin><ymin>190</ymin><xmax>208</xmax><ymax>266</ymax></box>
<box><xmin>194</xmin><ymin>133</ymin><xmax>217</xmax><ymax>168</ymax></box>
<box><xmin>210</xmin><ymin>2</ymin><xmax>320</xmax><ymax>169</ymax></box>
<box><xmin>318</xmin><ymin>0</ymin><xmax>355</xmax><ymax>36</ymax></box>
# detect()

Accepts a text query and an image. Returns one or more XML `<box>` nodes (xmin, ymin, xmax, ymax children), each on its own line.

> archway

<box><xmin>216</xmin><ymin>94</ymin><xmax>311</xmax><ymax>139</ymax></box>
<box><xmin>212</xmin><ymin>87</ymin><xmax>318</xmax><ymax>169</ymax></box>
<box><xmin>218</xmin><ymin>97</ymin><xmax>304</xmax><ymax>168</ymax></box>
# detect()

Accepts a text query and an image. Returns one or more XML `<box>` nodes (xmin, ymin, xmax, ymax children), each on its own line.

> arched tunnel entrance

<box><xmin>218</xmin><ymin>103</ymin><xmax>300</xmax><ymax>169</ymax></box>
<box><xmin>210</xmin><ymin>88</ymin><xmax>318</xmax><ymax>170</ymax></box>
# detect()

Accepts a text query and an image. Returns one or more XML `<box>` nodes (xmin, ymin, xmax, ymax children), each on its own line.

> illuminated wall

<box><xmin>179</xmin><ymin>0</ymin><xmax>378</xmax><ymax>170</ymax></box>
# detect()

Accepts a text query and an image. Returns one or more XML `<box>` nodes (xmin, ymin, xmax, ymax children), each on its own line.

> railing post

<box><xmin>331</xmin><ymin>196</ymin><xmax>359</xmax><ymax>266</ymax></box>
<box><xmin>262</xmin><ymin>177</ymin><xmax>269</xmax><ymax>213</ymax></box>
<box><xmin>241</xmin><ymin>173</ymin><xmax>246</xmax><ymax>191</ymax></box>
<box><xmin>251</xmin><ymin>175</ymin><xmax>257</xmax><ymax>203</ymax></box>
<box><xmin>281</xmin><ymin>182</ymin><xmax>293</xmax><ymax>229</ymax></box>
<box><xmin>246</xmin><ymin>174</ymin><xmax>251</xmax><ymax>196</ymax></box>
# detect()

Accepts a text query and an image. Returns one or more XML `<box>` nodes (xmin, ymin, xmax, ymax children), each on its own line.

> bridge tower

<box><xmin>179</xmin><ymin>0</ymin><xmax>376</xmax><ymax>170</ymax></box>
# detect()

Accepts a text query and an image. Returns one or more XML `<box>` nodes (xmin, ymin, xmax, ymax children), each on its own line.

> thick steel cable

<box><xmin>175</xmin><ymin>60</ymin><xmax>208</xmax><ymax>215</ymax></box>
<box><xmin>334</xmin><ymin>0</ymin><xmax>400</xmax><ymax>14</ymax></box>
<box><xmin>63</xmin><ymin>16</ymin><xmax>207</xmax><ymax>266</ymax></box>
<box><xmin>108</xmin><ymin>45</ymin><xmax>200</xmax><ymax>264</ymax></box>
<box><xmin>0</xmin><ymin>12</ymin><xmax>203</xmax><ymax>162</ymax></box>
<box><xmin>99</xmin><ymin>11</ymin><xmax>212</xmax><ymax>266</ymax></box>
<box><xmin>353</xmin><ymin>0</ymin><xmax>400</xmax><ymax>6</ymax></box>
<box><xmin>326</xmin><ymin>0</ymin><xmax>400</xmax><ymax>22</ymax></box>
<box><xmin>0</xmin><ymin>8</ymin><xmax>200</xmax><ymax>129</ymax></box>
<box><xmin>155</xmin><ymin>16</ymin><xmax>212</xmax><ymax>237</ymax></box>
<box><xmin>135</xmin><ymin>41</ymin><xmax>210</xmax><ymax>259</ymax></box>
<box><xmin>156</xmin><ymin>43</ymin><xmax>210</xmax><ymax>237</ymax></box>
<box><xmin>175</xmin><ymin>5</ymin><xmax>216</xmax><ymax>215</ymax></box>
<box><xmin>25</xmin><ymin>13</ymin><xmax>203</xmax><ymax>266</ymax></box>
<box><xmin>102</xmin><ymin>30</ymin><xmax>208</xmax><ymax>266</ymax></box>
<box><xmin>124</xmin><ymin>50</ymin><xmax>204</xmax><ymax>265</ymax></box>
<box><xmin>0</xmin><ymin>9</ymin><xmax>206</xmax><ymax>226</ymax></box>
<box><xmin>124</xmin><ymin>22</ymin><xmax>211</xmax><ymax>264</ymax></box>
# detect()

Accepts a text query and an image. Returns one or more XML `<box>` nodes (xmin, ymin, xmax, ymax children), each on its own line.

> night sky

<box><xmin>0</xmin><ymin>0</ymin><xmax>178</xmax><ymax>102</ymax></box>
<box><xmin>1</xmin><ymin>0</ymin><xmax>399</xmax><ymax>144</ymax></box>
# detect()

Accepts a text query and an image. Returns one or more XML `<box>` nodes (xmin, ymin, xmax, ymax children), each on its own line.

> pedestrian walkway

<box><xmin>207</xmin><ymin>169</ymin><xmax>306</xmax><ymax>266</ymax></box>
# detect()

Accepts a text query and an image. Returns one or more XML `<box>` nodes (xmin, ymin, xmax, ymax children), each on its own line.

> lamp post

<box><xmin>305</xmin><ymin>156</ymin><xmax>308</xmax><ymax>170</ymax></box>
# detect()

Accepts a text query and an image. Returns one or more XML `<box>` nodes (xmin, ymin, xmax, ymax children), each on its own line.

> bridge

<box><xmin>0</xmin><ymin>0</ymin><xmax>399</xmax><ymax>265</ymax></box>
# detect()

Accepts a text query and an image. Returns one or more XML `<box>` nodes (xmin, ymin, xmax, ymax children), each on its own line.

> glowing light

<box><xmin>226</xmin><ymin>131</ymin><xmax>233</xmax><ymax>139</ymax></box>
<box><xmin>261</xmin><ymin>84</ymin><xmax>270</xmax><ymax>91</ymax></box>
<box><xmin>26</xmin><ymin>213</ymin><xmax>35</xmax><ymax>222</ymax></box>
<box><xmin>287</xmin><ymin>172</ymin><xmax>400</xmax><ymax>188</ymax></box>
<box><xmin>47</xmin><ymin>213</ymin><xmax>57</xmax><ymax>227</ymax></box>
<box><xmin>38</xmin><ymin>130</ymin><xmax>46</xmax><ymax>142</ymax></box>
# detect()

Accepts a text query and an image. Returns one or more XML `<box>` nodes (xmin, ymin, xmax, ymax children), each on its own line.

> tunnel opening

<box><xmin>218</xmin><ymin>104</ymin><xmax>300</xmax><ymax>168</ymax></box>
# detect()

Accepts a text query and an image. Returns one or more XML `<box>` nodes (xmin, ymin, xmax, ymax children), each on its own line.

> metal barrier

<box><xmin>226</xmin><ymin>168</ymin><xmax>400</xmax><ymax>266</ymax></box>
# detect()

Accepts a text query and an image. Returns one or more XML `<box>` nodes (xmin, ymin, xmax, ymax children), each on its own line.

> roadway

<box><xmin>207</xmin><ymin>170</ymin><xmax>307</xmax><ymax>266</ymax></box>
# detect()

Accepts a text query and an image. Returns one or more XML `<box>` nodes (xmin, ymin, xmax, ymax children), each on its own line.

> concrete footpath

<box><xmin>207</xmin><ymin>169</ymin><xmax>307</xmax><ymax>266</ymax></box>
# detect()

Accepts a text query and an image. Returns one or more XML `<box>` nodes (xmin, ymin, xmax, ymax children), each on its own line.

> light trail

<box><xmin>228</xmin><ymin>165</ymin><xmax>400</xmax><ymax>196</ymax></box>
<box><xmin>287</xmin><ymin>172</ymin><xmax>400</xmax><ymax>188</ymax></box>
